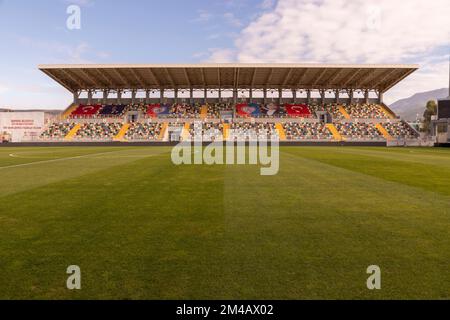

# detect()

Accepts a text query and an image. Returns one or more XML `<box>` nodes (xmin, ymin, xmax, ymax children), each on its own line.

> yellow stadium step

<box><xmin>338</xmin><ymin>106</ymin><xmax>351</xmax><ymax>119</ymax></box>
<box><xmin>326</xmin><ymin>123</ymin><xmax>344</xmax><ymax>141</ymax></box>
<box><xmin>200</xmin><ymin>105</ymin><xmax>208</xmax><ymax>120</ymax></box>
<box><xmin>159</xmin><ymin>122</ymin><xmax>168</xmax><ymax>141</ymax></box>
<box><xmin>182</xmin><ymin>122</ymin><xmax>191</xmax><ymax>141</ymax></box>
<box><xmin>375</xmin><ymin>123</ymin><xmax>393</xmax><ymax>141</ymax></box>
<box><xmin>62</xmin><ymin>104</ymin><xmax>78</xmax><ymax>119</ymax></box>
<box><xmin>113</xmin><ymin>123</ymin><xmax>130</xmax><ymax>141</ymax></box>
<box><xmin>380</xmin><ymin>104</ymin><xmax>395</xmax><ymax>119</ymax></box>
<box><xmin>275</xmin><ymin>123</ymin><xmax>286</xmax><ymax>141</ymax></box>
<box><xmin>223</xmin><ymin>123</ymin><xmax>230</xmax><ymax>141</ymax></box>
<box><xmin>64</xmin><ymin>123</ymin><xmax>81</xmax><ymax>141</ymax></box>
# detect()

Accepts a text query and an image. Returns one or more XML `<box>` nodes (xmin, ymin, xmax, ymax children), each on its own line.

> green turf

<box><xmin>0</xmin><ymin>146</ymin><xmax>449</xmax><ymax>299</ymax></box>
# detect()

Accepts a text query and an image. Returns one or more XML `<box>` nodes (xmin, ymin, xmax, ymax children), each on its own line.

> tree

<box><xmin>421</xmin><ymin>100</ymin><xmax>437</xmax><ymax>132</ymax></box>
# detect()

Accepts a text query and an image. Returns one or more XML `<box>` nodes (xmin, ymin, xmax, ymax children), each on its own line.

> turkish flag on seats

<box><xmin>285</xmin><ymin>104</ymin><xmax>311</xmax><ymax>117</ymax></box>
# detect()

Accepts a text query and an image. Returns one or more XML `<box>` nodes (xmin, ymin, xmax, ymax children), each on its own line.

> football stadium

<box><xmin>2</xmin><ymin>1</ymin><xmax>450</xmax><ymax>310</ymax></box>
<box><xmin>32</xmin><ymin>64</ymin><xmax>420</xmax><ymax>145</ymax></box>
<box><xmin>1</xmin><ymin>62</ymin><xmax>450</xmax><ymax>301</ymax></box>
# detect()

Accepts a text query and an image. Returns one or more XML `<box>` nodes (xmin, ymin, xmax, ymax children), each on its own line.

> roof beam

<box><xmin>312</xmin><ymin>69</ymin><xmax>328</xmax><ymax>86</ymax></box>
<box><xmin>250</xmin><ymin>68</ymin><xmax>257</xmax><ymax>87</ymax></box>
<box><xmin>296</xmin><ymin>68</ymin><xmax>310</xmax><ymax>87</ymax></box>
<box><xmin>326</xmin><ymin>68</ymin><xmax>345</xmax><ymax>85</ymax></box>
<box><xmin>357</xmin><ymin>69</ymin><xmax>377</xmax><ymax>88</ymax></box>
<box><xmin>282</xmin><ymin>68</ymin><xmax>295</xmax><ymax>86</ymax></box>
<box><xmin>130</xmin><ymin>68</ymin><xmax>148</xmax><ymax>88</ymax></box>
<box><xmin>93</xmin><ymin>68</ymin><xmax>115</xmax><ymax>87</ymax></box>
<box><xmin>41</xmin><ymin>69</ymin><xmax>75</xmax><ymax>92</ymax></box>
<box><xmin>60</xmin><ymin>69</ymin><xmax>86</xmax><ymax>89</ymax></box>
<box><xmin>146</xmin><ymin>68</ymin><xmax>161</xmax><ymax>87</ymax></box>
<box><xmin>234</xmin><ymin>67</ymin><xmax>240</xmax><ymax>88</ymax></box>
<box><xmin>342</xmin><ymin>68</ymin><xmax>363</xmax><ymax>87</ymax></box>
<box><xmin>184</xmin><ymin>68</ymin><xmax>192</xmax><ymax>87</ymax></box>
<box><xmin>78</xmin><ymin>68</ymin><xmax>106</xmax><ymax>88</ymax></box>
<box><xmin>111</xmin><ymin>68</ymin><xmax>129</xmax><ymax>86</ymax></box>
<box><xmin>372</xmin><ymin>69</ymin><xmax>398</xmax><ymax>89</ymax></box>
<box><xmin>382</xmin><ymin>69</ymin><xmax>414</xmax><ymax>92</ymax></box>
<box><xmin>201</xmin><ymin>68</ymin><xmax>207</xmax><ymax>87</ymax></box>
<box><xmin>265</xmin><ymin>68</ymin><xmax>274</xmax><ymax>87</ymax></box>
<box><xmin>353</xmin><ymin>69</ymin><xmax>372</xmax><ymax>88</ymax></box>
<box><xmin>164</xmin><ymin>68</ymin><xmax>176</xmax><ymax>88</ymax></box>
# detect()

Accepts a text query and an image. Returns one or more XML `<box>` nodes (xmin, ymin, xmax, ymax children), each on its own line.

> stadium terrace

<box><xmin>18</xmin><ymin>63</ymin><xmax>420</xmax><ymax>145</ymax></box>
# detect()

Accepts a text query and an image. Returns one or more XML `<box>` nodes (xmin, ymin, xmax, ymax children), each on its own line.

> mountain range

<box><xmin>389</xmin><ymin>88</ymin><xmax>449</xmax><ymax>121</ymax></box>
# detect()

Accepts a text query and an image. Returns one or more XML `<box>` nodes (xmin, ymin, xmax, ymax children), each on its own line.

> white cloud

<box><xmin>191</xmin><ymin>9</ymin><xmax>213</xmax><ymax>23</ymax></box>
<box><xmin>206</xmin><ymin>48</ymin><xmax>237</xmax><ymax>63</ymax></box>
<box><xmin>206</xmin><ymin>33</ymin><xmax>221</xmax><ymax>40</ymax></box>
<box><xmin>223</xmin><ymin>12</ymin><xmax>242</xmax><ymax>28</ymax></box>
<box><xmin>235</xmin><ymin>0</ymin><xmax>450</xmax><ymax>63</ymax></box>
<box><xmin>207</xmin><ymin>0</ymin><xmax>450</xmax><ymax>101</ymax></box>
<box><xmin>17</xmin><ymin>36</ymin><xmax>94</xmax><ymax>63</ymax></box>
<box><xmin>384</xmin><ymin>56</ymin><xmax>450</xmax><ymax>104</ymax></box>
<box><xmin>260</xmin><ymin>0</ymin><xmax>275</xmax><ymax>10</ymax></box>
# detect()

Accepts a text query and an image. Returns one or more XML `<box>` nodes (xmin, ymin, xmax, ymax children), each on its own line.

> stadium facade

<box><xmin>3</xmin><ymin>64</ymin><xmax>423</xmax><ymax>145</ymax></box>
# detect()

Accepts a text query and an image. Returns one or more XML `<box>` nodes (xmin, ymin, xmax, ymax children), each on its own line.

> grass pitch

<box><xmin>0</xmin><ymin>146</ymin><xmax>449</xmax><ymax>300</ymax></box>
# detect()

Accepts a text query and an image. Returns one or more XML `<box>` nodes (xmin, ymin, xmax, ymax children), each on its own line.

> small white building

<box><xmin>0</xmin><ymin>111</ymin><xmax>45</xmax><ymax>142</ymax></box>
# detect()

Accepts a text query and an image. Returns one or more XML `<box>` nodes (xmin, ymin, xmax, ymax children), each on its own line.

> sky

<box><xmin>0</xmin><ymin>0</ymin><xmax>449</xmax><ymax>110</ymax></box>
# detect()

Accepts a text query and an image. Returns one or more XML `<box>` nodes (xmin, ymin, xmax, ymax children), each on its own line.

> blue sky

<box><xmin>0</xmin><ymin>0</ymin><xmax>449</xmax><ymax>109</ymax></box>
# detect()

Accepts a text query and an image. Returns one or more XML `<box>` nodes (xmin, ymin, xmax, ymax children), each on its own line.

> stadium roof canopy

<box><xmin>39</xmin><ymin>63</ymin><xmax>418</xmax><ymax>93</ymax></box>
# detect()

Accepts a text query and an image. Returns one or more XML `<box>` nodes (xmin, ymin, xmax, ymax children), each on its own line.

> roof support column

<box><xmin>218</xmin><ymin>88</ymin><xmax>222</xmax><ymax>102</ymax></box>
<box><xmin>103</xmin><ymin>90</ymin><xmax>109</xmax><ymax>105</ymax></box>
<box><xmin>117</xmin><ymin>90</ymin><xmax>122</xmax><ymax>105</ymax></box>
<box><xmin>320</xmin><ymin>89</ymin><xmax>325</xmax><ymax>106</ymax></box>
<box><xmin>348</xmin><ymin>89</ymin><xmax>354</xmax><ymax>104</ymax></box>
<box><xmin>278</xmin><ymin>88</ymin><xmax>283</xmax><ymax>105</ymax></box>
<box><xmin>307</xmin><ymin>90</ymin><xmax>311</xmax><ymax>104</ymax></box>
<box><xmin>233</xmin><ymin>89</ymin><xmax>237</xmax><ymax>105</ymax></box>
<box><xmin>293</xmin><ymin>89</ymin><xmax>297</xmax><ymax>104</ymax></box>
<box><xmin>204</xmin><ymin>88</ymin><xmax>208</xmax><ymax>104</ymax></box>
<box><xmin>160</xmin><ymin>89</ymin><xmax>165</xmax><ymax>104</ymax></box>
<box><xmin>190</xmin><ymin>88</ymin><xmax>194</xmax><ymax>104</ymax></box>
<box><xmin>249</xmin><ymin>89</ymin><xmax>253</xmax><ymax>103</ymax></box>
<box><xmin>145</xmin><ymin>90</ymin><xmax>150</xmax><ymax>104</ymax></box>
<box><xmin>87</xmin><ymin>90</ymin><xmax>93</xmax><ymax>105</ymax></box>
<box><xmin>364</xmin><ymin>90</ymin><xmax>369</xmax><ymax>104</ymax></box>
<box><xmin>335</xmin><ymin>89</ymin><xmax>340</xmax><ymax>104</ymax></box>
<box><xmin>378</xmin><ymin>91</ymin><xmax>384</xmax><ymax>104</ymax></box>
<box><xmin>263</xmin><ymin>88</ymin><xmax>267</xmax><ymax>104</ymax></box>
<box><xmin>174</xmin><ymin>88</ymin><xmax>179</xmax><ymax>104</ymax></box>
<box><xmin>73</xmin><ymin>90</ymin><xmax>80</xmax><ymax>104</ymax></box>
<box><xmin>131</xmin><ymin>90</ymin><xmax>137</xmax><ymax>105</ymax></box>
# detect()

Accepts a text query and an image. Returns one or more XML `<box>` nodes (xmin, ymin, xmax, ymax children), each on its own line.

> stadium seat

<box><xmin>283</xmin><ymin>122</ymin><xmax>333</xmax><ymax>140</ymax></box>
<box><xmin>74</xmin><ymin>122</ymin><xmax>123</xmax><ymax>141</ymax></box>
<box><xmin>335</xmin><ymin>122</ymin><xmax>384</xmax><ymax>141</ymax></box>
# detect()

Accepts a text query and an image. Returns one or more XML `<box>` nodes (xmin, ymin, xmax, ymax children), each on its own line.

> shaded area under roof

<box><xmin>39</xmin><ymin>63</ymin><xmax>418</xmax><ymax>93</ymax></box>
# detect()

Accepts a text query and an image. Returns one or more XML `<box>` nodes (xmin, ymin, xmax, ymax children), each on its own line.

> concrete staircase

<box><xmin>223</xmin><ymin>123</ymin><xmax>230</xmax><ymax>141</ymax></box>
<box><xmin>326</xmin><ymin>123</ymin><xmax>344</xmax><ymax>141</ymax></box>
<box><xmin>64</xmin><ymin>124</ymin><xmax>81</xmax><ymax>141</ymax></box>
<box><xmin>114</xmin><ymin>123</ymin><xmax>131</xmax><ymax>141</ymax></box>
<box><xmin>338</xmin><ymin>106</ymin><xmax>351</xmax><ymax>119</ymax></box>
<box><xmin>62</xmin><ymin>104</ymin><xmax>78</xmax><ymax>119</ymax></box>
<box><xmin>200</xmin><ymin>105</ymin><xmax>208</xmax><ymax>120</ymax></box>
<box><xmin>159</xmin><ymin>122</ymin><xmax>169</xmax><ymax>141</ymax></box>
<box><xmin>375</xmin><ymin>123</ymin><xmax>393</xmax><ymax>141</ymax></box>
<box><xmin>275</xmin><ymin>123</ymin><xmax>287</xmax><ymax>141</ymax></box>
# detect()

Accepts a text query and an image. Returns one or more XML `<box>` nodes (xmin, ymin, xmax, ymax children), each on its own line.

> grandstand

<box><xmin>37</xmin><ymin>63</ymin><xmax>419</xmax><ymax>145</ymax></box>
